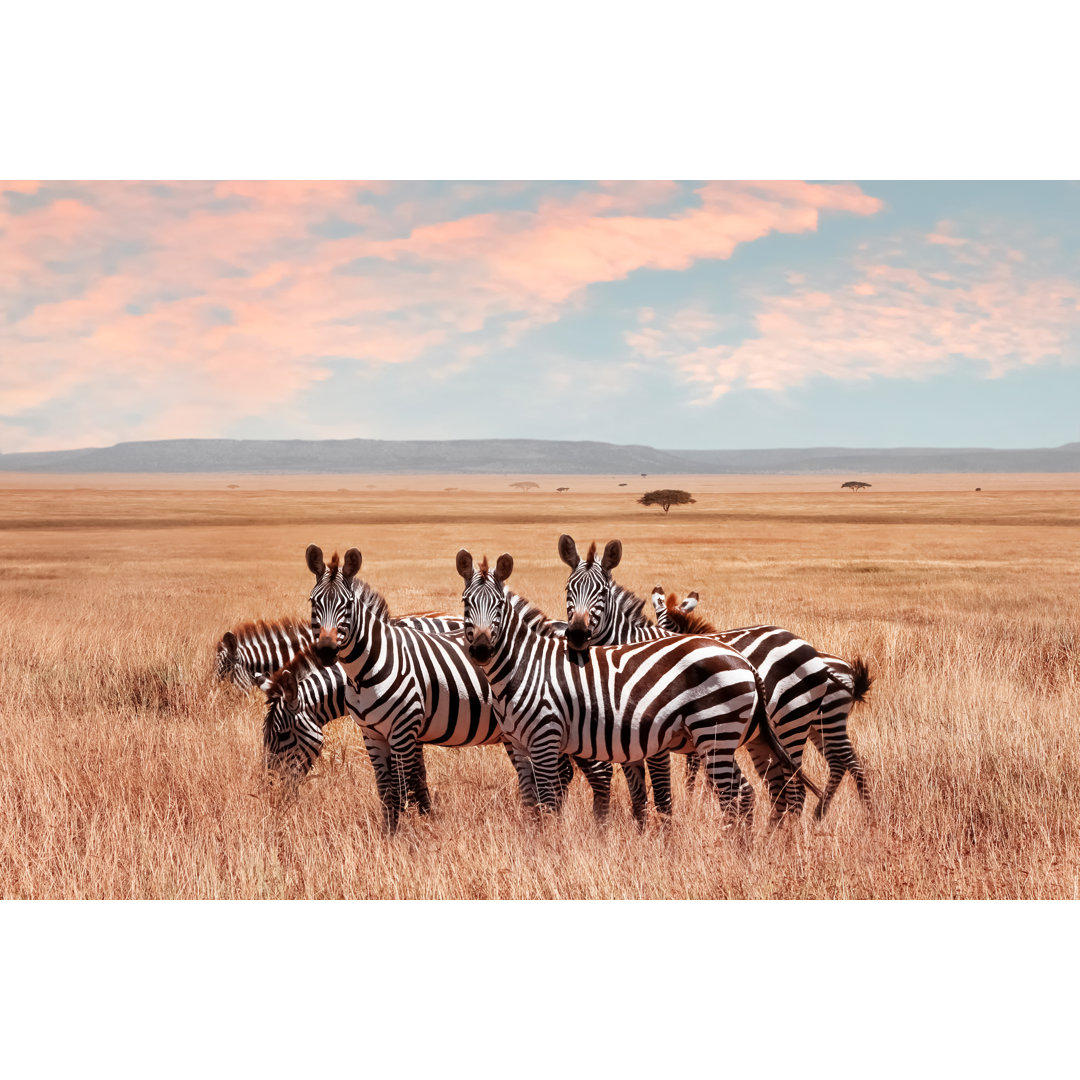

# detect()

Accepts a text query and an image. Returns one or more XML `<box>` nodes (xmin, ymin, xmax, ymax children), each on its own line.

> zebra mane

<box><xmin>354</xmin><ymin>578</ymin><xmax>392</xmax><ymax>623</ymax></box>
<box><xmin>507</xmin><ymin>590</ymin><xmax>562</xmax><ymax>638</ymax></box>
<box><xmin>263</xmin><ymin>644</ymin><xmax>325</xmax><ymax>698</ymax></box>
<box><xmin>609</xmin><ymin>582</ymin><xmax>650</xmax><ymax>627</ymax></box>
<box><xmin>663</xmin><ymin>596</ymin><xmax>717</xmax><ymax>635</ymax></box>
<box><xmin>585</xmin><ymin>541</ymin><xmax>598</xmax><ymax>565</ymax></box>
<box><xmin>221</xmin><ymin>616</ymin><xmax>310</xmax><ymax>649</ymax></box>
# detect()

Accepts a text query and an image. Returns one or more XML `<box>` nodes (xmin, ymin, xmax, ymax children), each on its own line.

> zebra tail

<box><xmin>850</xmin><ymin>656</ymin><xmax>873</xmax><ymax>704</ymax></box>
<box><xmin>750</xmin><ymin>666</ymin><xmax>825</xmax><ymax>804</ymax></box>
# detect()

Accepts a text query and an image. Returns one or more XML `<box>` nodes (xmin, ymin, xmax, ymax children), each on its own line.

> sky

<box><xmin>2</xmin><ymin>179</ymin><xmax>1079</xmax><ymax>454</ymax></box>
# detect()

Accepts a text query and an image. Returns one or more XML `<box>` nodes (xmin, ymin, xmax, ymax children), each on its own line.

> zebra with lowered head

<box><xmin>456</xmin><ymin>548</ymin><xmax>820</xmax><ymax>818</ymax></box>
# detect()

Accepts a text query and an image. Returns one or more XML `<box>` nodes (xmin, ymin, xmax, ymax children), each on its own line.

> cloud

<box><xmin>627</xmin><ymin>229</ymin><xmax>1080</xmax><ymax>401</ymax></box>
<box><xmin>0</xmin><ymin>181</ymin><xmax>881</xmax><ymax>450</ymax></box>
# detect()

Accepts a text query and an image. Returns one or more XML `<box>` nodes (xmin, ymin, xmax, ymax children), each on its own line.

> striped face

<box><xmin>259</xmin><ymin>670</ymin><xmax>324</xmax><ymax>776</ymax></box>
<box><xmin>455</xmin><ymin>550</ymin><xmax>513</xmax><ymax>665</ymax></box>
<box><xmin>557</xmin><ymin>534</ymin><xmax>622</xmax><ymax>649</ymax></box>
<box><xmin>215</xmin><ymin>632</ymin><xmax>239</xmax><ymax>684</ymax></box>
<box><xmin>306</xmin><ymin>545</ymin><xmax>361</xmax><ymax>665</ymax></box>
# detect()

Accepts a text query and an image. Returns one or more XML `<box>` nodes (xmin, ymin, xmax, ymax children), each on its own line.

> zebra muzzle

<box><xmin>566</xmin><ymin>613</ymin><xmax>590</xmax><ymax>650</ymax></box>
<box><xmin>314</xmin><ymin>628</ymin><xmax>340</xmax><ymax>665</ymax></box>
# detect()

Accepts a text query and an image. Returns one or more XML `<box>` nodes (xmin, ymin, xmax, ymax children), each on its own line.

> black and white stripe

<box><xmin>561</xmin><ymin>535</ymin><xmax>832</xmax><ymax>818</ymax></box>
<box><xmin>653</xmin><ymin>588</ymin><xmax>872</xmax><ymax>817</ymax></box>
<box><xmin>304</xmin><ymin>545</ymin><xmax>612</xmax><ymax>829</ymax></box>
<box><xmin>456</xmin><ymin>549</ymin><xmax>816</xmax><ymax>819</ymax></box>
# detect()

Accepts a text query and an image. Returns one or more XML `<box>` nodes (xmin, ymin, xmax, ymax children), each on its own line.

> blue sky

<box><xmin>2</xmin><ymin>180</ymin><xmax>1078</xmax><ymax>452</ymax></box>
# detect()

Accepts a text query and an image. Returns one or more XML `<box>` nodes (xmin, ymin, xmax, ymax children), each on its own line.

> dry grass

<box><xmin>1</xmin><ymin>479</ymin><xmax>1078</xmax><ymax>898</ymax></box>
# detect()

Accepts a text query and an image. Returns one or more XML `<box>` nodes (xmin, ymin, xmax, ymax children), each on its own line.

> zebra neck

<box><xmin>594</xmin><ymin>583</ymin><xmax>663</xmax><ymax>645</ymax></box>
<box><xmin>485</xmin><ymin>592</ymin><xmax>557</xmax><ymax>700</ymax></box>
<box><xmin>336</xmin><ymin>598</ymin><xmax>388</xmax><ymax>683</ymax></box>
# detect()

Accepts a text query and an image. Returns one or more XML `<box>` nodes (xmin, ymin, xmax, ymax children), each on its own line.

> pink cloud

<box><xmin>628</xmin><ymin>232</ymin><xmax>1080</xmax><ymax>400</ymax></box>
<box><xmin>0</xmin><ymin>181</ymin><xmax>881</xmax><ymax>450</ymax></box>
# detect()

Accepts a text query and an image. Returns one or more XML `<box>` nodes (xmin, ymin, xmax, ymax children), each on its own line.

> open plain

<box><xmin>1</xmin><ymin>474</ymin><xmax>1078</xmax><ymax>899</ymax></box>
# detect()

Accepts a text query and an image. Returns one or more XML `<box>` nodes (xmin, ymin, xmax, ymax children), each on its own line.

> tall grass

<box><xmin>0</xmin><ymin>482</ymin><xmax>1077</xmax><ymax>898</ymax></box>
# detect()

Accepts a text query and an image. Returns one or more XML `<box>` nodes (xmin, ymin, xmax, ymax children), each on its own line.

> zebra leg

<box><xmin>622</xmin><ymin>764</ymin><xmax>649</xmax><ymax>829</ymax></box>
<box><xmin>361</xmin><ymin>731</ymin><xmax>402</xmax><ymax>831</ymax></box>
<box><xmin>733</xmin><ymin>761</ymin><xmax>755</xmax><ymax>824</ymax></box>
<box><xmin>388</xmin><ymin>718</ymin><xmax>426</xmax><ymax>823</ymax></box>
<box><xmin>815</xmin><ymin>733</ymin><xmax>869</xmax><ymax>819</ymax></box>
<box><xmin>744</xmin><ymin>735</ymin><xmax>785</xmax><ymax>821</ymax></box>
<box><xmin>556</xmin><ymin>754</ymin><xmax>575</xmax><ymax>811</ymax></box>
<box><xmin>698</xmin><ymin>738</ymin><xmax>745</xmax><ymax>819</ymax></box>
<box><xmin>573</xmin><ymin>758</ymin><xmax>613</xmax><ymax>821</ymax></box>
<box><xmin>504</xmin><ymin>741</ymin><xmax>539</xmax><ymax>810</ymax></box>
<box><xmin>646</xmin><ymin>753</ymin><xmax>673</xmax><ymax>816</ymax></box>
<box><xmin>405</xmin><ymin>744</ymin><xmax>432</xmax><ymax>815</ymax></box>
<box><xmin>685</xmin><ymin>752</ymin><xmax>701</xmax><ymax>791</ymax></box>
<box><xmin>529</xmin><ymin>730</ymin><xmax>565</xmax><ymax>813</ymax></box>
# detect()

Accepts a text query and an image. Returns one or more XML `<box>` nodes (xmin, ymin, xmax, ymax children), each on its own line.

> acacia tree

<box><xmin>510</xmin><ymin>481</ymin><xmax>540</xmax><ymax>492</ymax></box>
<box><xmin>841</xmin><ymin>481</ymin><xmax>872</xmax><ymax>492</ymax></box>
<box><xmin>638</xmin><ymin>489</ymin><xmax>696</xmax><ymax>513</ymax></box>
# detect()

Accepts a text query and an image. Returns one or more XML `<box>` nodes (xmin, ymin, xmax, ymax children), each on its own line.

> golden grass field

<box><xmin>1</xmin><ymin>473</ymin><xmax>1078</xmax><ymax>899</ymax></box>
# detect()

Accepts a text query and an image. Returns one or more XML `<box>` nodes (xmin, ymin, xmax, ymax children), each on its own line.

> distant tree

<box><xmin>975</xmin><ymin>487</ymin><xmax>982</xmax><ymax>492</ymax></box>
<box><xmin>226</xmin><ymin>484</ymin><xmax>239</xmax><ymax>489</ymax></box>
<box><xmin>510</xmin><ymin>481</ymin><xmax>540</xmax><ymax>492</ymax></box>
<box><xmin>641</xmin><ymin>473</ymin><xmax>647</xmax><ymax>477</ymax></box>
<box><xmin>556</xmin><ymin>486</ymin><xmax>570</xmax><ymax>492</ymax></box>
<box><xmin>618</xmin><ymin>483</ymin><xmax>628</xmax><ymax>487</ymax></box>
<box><xmin>638</xmin><ymin>489</ymin><xmax>696</xmax><ymax>514</ymax></box>
<box><xmin>841</xmin><ymin>481</ymin><xmax>872</xmax><ymax>492</ymax></box>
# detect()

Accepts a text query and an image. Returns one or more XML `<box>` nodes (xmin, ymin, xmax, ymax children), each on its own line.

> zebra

<box><xmin>304</xmin><ymin>545</ymin><xmax>612</xmax><ymax>829</ymax></box>
<box><xmin>216</xmin><ymin>611</ymin><xmax>464</xmax><ymax>691</ymax></box>
<box><xmin>654</xmin><ymin>587</ymin><xmax>872</xmax><ymax>818</ymax></box>
<box><xmin>559</xmin><ymin>534</ymin><xmax>832</xmax><ymax>819</ymax></box>
<box><xmin>218</xmin><ymin>609</ymin><xmax>468</xmax><ymax>803</ymax></box>
<box><xmin>216</xmin><ymin>617</ymin><xmax>316</xmax><ymax>691</ymax></box>
<box><xmin>257</xmin><ymin>645</ymin><xmax>350</xmax><ymax>776</ymax></box>
<box><xmin>455</xmin><ymin>548</ymin><xmax>821</xmax><ymax>818</ymax></box>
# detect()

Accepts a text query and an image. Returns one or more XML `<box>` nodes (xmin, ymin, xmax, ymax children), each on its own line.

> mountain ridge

<box><xmin>2</xmin><ymin>437</ymin><xmax>1079</xmax><ymax>474</ymax></box>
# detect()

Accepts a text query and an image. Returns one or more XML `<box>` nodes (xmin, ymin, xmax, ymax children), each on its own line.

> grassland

<box><xmin>1</xmin><ymin>475</ymin><xmax>1077</xmax><ymax>898</ymax></box>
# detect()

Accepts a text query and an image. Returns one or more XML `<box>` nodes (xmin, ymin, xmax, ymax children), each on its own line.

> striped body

<box><xmin>306</xmin><ymin>546</ymin><xmax>619</xmax><ymax>829</ymax></box>
<box><xmin>560</xmin><ymin>535</ymin><xmax>829</xmax><ymax>818</ymax></box>
<box><xmin>457</xmin><ymin>550</ymin><xmax>793</xmax><ymax>817</ymax></box>
<box><xmin>216</xmin><ymin>611</ymin><xmax>463</xmax><ymax>690</ymax></box>
<box><xmin>655</xmin><ymin>590</ymin><xmax>871</xmax><ymax>817</ymax></box>
<box><xmin>216</xmin><ymin>618</ymin><xmax>316</xmax><ymax>691</ymax></box>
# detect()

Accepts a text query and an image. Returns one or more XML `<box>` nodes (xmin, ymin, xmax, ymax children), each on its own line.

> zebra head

<box><xmin>306</xmin><ymin>545</ymin><xmax>361</xmax><ymax>666</ymax></box>
<box><xmin>558</xmin><ymin>534</ymin><xmax>622</xmax><ymax>650</ymax></box>
<box><xmin>456</xmin><ymin>549</ymin><xmax>513</xmax><ymax>665</ymax></box>
<box><xmin>258</xmin><ymin>668</ymin><xmax>324</xmax><ymax>776</ymax></box>
<box><xmin>215</xmin><ymin>631</ymin><xmax>242</xmax><ymax>685</ymax></box>
<box><xmin>650</xmin><ymin>586</ymin><xmax>699</xmax><ymax>630</ymax></box>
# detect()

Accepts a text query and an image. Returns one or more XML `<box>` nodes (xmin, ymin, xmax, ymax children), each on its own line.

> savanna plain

<box><xmin>1</xmin><ymin>474</ymin><xmax>1077</xmax><ymax>899</ymax></box>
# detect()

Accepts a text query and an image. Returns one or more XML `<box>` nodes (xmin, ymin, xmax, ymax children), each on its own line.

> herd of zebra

<box><xmin>215</xmin><ymin>535</ymin><xmax>872</xmax><ymax>831</ymax></box>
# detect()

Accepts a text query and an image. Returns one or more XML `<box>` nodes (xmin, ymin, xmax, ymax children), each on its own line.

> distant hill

<box><xmin>1</xmin><ymin>438</ymin><xmax>1079</xmax><ymax>474</ymax></box>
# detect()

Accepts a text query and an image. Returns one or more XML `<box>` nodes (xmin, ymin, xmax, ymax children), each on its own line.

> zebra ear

<box><xmin>601</xmin><ymin>539</ymin><xmax>622</xmax><ymax>572</ymax></box>
<box><xmin>493</xmin><ymin>553</ymin><xmax>514</xmax><ymax>583</ymax></box>
<box><xmin>306</xmin><ymin>545</ymin><xmax>326</xmax><ymax>578</ymax></box>
<box><xmin>651</xmin><ymin>586</ymin><xmax>665</xmax><ymax>612</ymax></box>
<box><xmin>278</xmin><ymin>669</ymin><xmax>299</xmax><ymax>709</ymax></box>
<box><xmin>255</xmin><ymin>673</ymin><xmax>272</xmax><ymax>694</ymax></box>
<box><xmin>222</xmin><ymin>631</ymin><xmax>238</xmax><ymax>658</ymax></box>
<box><xmin>456</xmin><ymin>549</ymin><xmax>474</xmax><ymax>581</ymax></box>
<box><xmin>682</xmin><ymin>593</ymin><xmax>699</xmax><ymax>612</ymax></box>
<box><xmin>557</xmin><ymin>534</ymin><xmax>580</xmax><ymax>569</ymax></box>
<box><xmin>343</xmin><ymin>548</ymin><xmax>362</xmax><ymax>581</ymax></box>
